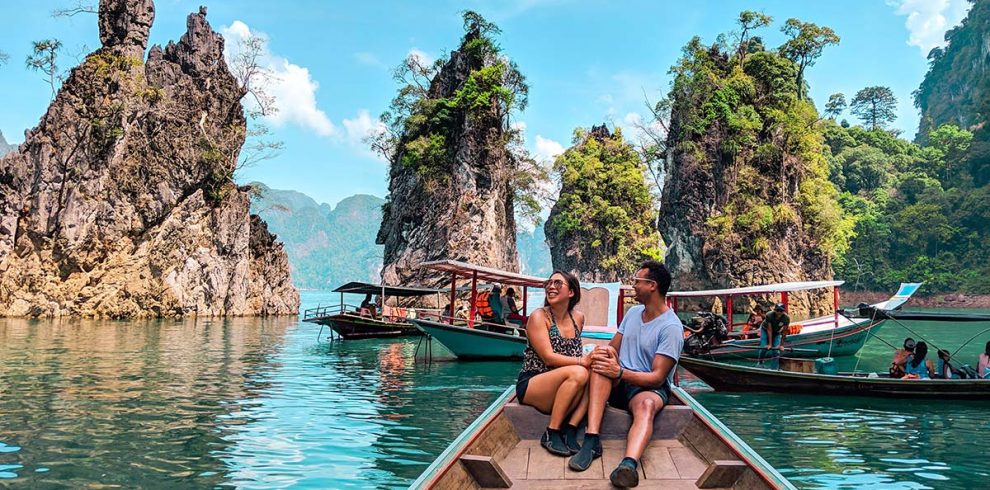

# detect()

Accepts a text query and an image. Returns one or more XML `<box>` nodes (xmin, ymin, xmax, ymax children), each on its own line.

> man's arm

<box><xmin>621</xmin><ymin>354</ymin><xmax>676</xmax><ymax>388</ymax></box>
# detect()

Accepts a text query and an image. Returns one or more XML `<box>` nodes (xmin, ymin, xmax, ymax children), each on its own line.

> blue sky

<box><xmin>0</xmin><ymin>0</ymin><xmax>971</xmax><ymax>208</ymax></box>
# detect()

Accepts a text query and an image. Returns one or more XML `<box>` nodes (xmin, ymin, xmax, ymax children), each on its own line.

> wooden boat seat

<box><xmin>504</xmin><ymin>402</ymin><xmax>694</xmax><ymax>440</ymax></box>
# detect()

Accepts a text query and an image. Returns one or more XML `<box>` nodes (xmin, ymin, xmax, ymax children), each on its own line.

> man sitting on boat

<box><xmin>889</xmin><ymin>338</ymin><xmax>915</xmax><ymax>378</ymax></box>
<box><xmin>757</xmin><ymin>303</ymin><xmax>789</xmax><ymax>369</ymax></box>
<box><xmin>568</xmin><ymin>260</ymin><xmax>683</xmax><ymax>488</ymax></box>
<box><xmin>359</xmin><ymin>294</ymin><xmax>378</xmax><ymax>319</ymax></box>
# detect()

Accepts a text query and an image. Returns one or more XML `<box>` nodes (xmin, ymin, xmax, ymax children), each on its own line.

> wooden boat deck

<box><xmin>500</xmin><ymin>438</ymin><xmax>710</xmax><ymax>489</ymax></box>
<box><xmin>423</xmin><ymin>398</ymin><xmax>780</xmax><ymax>489</ymax></box>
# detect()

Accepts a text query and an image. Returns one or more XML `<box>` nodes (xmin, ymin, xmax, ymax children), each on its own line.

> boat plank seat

<box><xmin>459</xmin><ymin>455</ymin><xmax>512</xmax><ymax>488</ymax></box>
<box><xmin>504</xmin><ymin>402</ymin><xmax>694</xmax><ymax>440</ymax></box>
<box><xmin>696</xmin><ymin>460</ymin><xmax>749</xmax><ymax>488</ymax></box>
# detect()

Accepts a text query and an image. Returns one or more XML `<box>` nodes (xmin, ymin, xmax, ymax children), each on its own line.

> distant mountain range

<box><xmin>0</xmin><ymin>130</ymin><xmax>14</xmax><ymax>156</ymax></box>
<box><xmin>251</xmin><ymin>183</ymin><xmax>553</xmax><ymax>289</ymax></box>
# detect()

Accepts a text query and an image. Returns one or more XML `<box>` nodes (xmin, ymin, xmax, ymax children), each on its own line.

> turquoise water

<box><xmin>0</xmin><ymin>293</ymin><xmax>988</xmax><ymax>488</ymax></box>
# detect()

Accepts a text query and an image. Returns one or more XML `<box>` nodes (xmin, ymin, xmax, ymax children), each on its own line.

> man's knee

<box><xmin>631</xmin><ymin>396</ymin><xmax>662</xmax><ymax>417</ymax></box>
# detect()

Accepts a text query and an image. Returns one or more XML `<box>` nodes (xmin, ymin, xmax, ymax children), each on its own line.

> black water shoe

<box><xmin>609</xmin><ymin>457</ymin><xmax>639</xmax><ymax>487</ymax></box>
<box><xmin>540</xmin><ymin>428</ymin><xmax>570</xmax><ymax>456</ymax></box>
<box><xmin>563</xmin><ymin>423</ymin><xmax>581</xmax><ymax>455</ymax></box>
<box><xmin>567</xmin><ymin>433</ymin><xmax>602</xmax><ymax>471</ymax></box>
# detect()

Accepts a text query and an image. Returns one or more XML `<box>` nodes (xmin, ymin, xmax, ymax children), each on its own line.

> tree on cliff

<box><xmin>372</xmin><ymin>11</ymin><xmax>537</xmax><ymax>286</ymax></box>
<box><xmin>26</xmin><ymin>38</ymin><xmax>64</xmax><ymax>99</ymax></box>
<box><xmin>656</xmin><ymin>12</ymin><xmax>850</xmax><ymax>316</ymax></box>
<box><xmin>778</xmin><ymin>18</ymin><xmax>839</xmax><ymax>100</ymax></box>
<box><xmin>850</xmin><ymin>86</ymin><xmax>898</xmax><ymax>130</ymax></box>
<box><xmin>0</xmin><ymin>50</ymin><xmax>9</xmax><ymax>67</ymax></box>
<box><xmin>545</xmin><ymin>125</ymin><xmax>661</xmax><ymax>282</ymax></box>
<box><xmin>824</xmin><ymin>93</ymin><xmax>846</xmax><ymax>119</ymax></box>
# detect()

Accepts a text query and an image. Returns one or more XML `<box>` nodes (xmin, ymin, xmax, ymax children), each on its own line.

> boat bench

<box><xmin>455</xmin><ymin>403</ymin><xmax>753</xmax><ymax>489</ymax></box>
<box><xmin>504</xmin><ymin>401</ymin><xmax>695</xmax><ymax>440</ymax></box>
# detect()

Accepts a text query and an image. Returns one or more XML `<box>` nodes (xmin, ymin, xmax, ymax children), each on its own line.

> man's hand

<box><xmin>591</xmin><ymin>350</ymin><xmax>621</xmax><ymax>379</ymax></box>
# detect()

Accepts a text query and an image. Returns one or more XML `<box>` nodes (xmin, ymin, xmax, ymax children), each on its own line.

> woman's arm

<box><xmin>525</xmin><ymin>309</ymin><xmax>588</xmax><ymax>368</ymax></box>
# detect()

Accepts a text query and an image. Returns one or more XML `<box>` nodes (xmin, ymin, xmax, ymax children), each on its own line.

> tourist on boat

<box><xmin>569</xmin><ymin>260</ymin><xmax>682</xmax><ymax>489</ymax></box>
<box><xmin>902</xmin><ymin>341</ymin><xmax>933</xmax><ymax>379</ymax></box>
<box><xmin>742</xmin><ymin>305</ymin><xmax>765</xmax><ymax>337</ymax></box>
<box><xmin>757</xmin><ymin>303</ymin><xmax>789</xmax><ymax>369</ymax></box>
<box><xmin>979</xmin><ymin>341</ymin><xmax>990</xmax><ymax>379</ymax></box>
<box><xmin>489</xmin><ymin>284</ymin><xmax>504</xmax><ymax>323</ymax></box>
<box><xmin>515</xmin><ymin>271</ymin><xmax>589</xmax><ymax>457</ymax></box>
<box><xmin>889</xmin><ymin>338</ymin><xmax>916</xmax><ymax>378</ymax></box>
<box><xmin>359</xmin><ymin>294</ymin><xmax>378</xmax><ymax>318</ymax></box>
<box><xmin>505</xmin><ymin>288</ymin><xmax>526</xmax><ymax>326</ymax></box>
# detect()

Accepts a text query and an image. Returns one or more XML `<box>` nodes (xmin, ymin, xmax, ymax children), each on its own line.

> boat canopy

<box><xmin>332</xmin><ymin>281</ymin><xmax>444</xmax><ymax>297</ymax></box>
<box><xmin>667</xmin><ymin>280</ymin><xmax>845</xmax><ymax>298</ymax></box>
<box><xmin>853</xmin><ymin>306</ymin><xmax>990</xmax><ymax>323</ymax></box>
<box><xmin>419</xmin><ymin>260</ymin><xmax>545</xmax><ymax>288</ymax></box>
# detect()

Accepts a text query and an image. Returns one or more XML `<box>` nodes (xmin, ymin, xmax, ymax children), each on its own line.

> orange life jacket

<box><xmin>475</xmin><ymin>291</ymin><xmax>494</xmax><ymax>318</ymax></box>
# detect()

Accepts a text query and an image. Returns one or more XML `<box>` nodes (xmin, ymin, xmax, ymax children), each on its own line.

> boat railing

<box><xmin>302</xmin><ymin>303</ymin><xmax>359</xmax><ymax>320</ymax></box>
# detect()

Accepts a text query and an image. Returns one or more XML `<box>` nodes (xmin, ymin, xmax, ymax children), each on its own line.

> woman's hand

<box><xmin>579</xmin><ymin>353</ymin><xmax>593</xmax><ymax>369</ymax></box>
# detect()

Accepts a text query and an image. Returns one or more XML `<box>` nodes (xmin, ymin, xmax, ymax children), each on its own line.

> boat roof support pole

<box><xmin>449</xmin><ymin>273</ymin><xmax>457</xmax><ymax>325</ymax></box>
<box><xmin>833</xmin><ymin>287</ymin><xmax>839</xmax><ymax>329</ymax></box>
<box><xmin>781</xmin><ymin>291</ymin><xmax>789</xmax><ymax>312</ymax></box>
<box><xmin>468</xmin><ymin>271</ymin><xmax>478</xmax><ymax>329</ymax></box>
<box><xmin>726</xmin><ymin>295</ymin><xmax>734</xmax><ymax>332</ymax></box>
<box><xmin>522</xmin><ymin>286</ymin><xmax>528</xmax><ymax>316</ymax></box>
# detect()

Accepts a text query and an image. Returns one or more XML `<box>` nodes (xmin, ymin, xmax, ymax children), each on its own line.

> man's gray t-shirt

<box><xmin>617</xmin><ymin>305</ymin><xmax>684</xmax><ymax>388</ymax></box>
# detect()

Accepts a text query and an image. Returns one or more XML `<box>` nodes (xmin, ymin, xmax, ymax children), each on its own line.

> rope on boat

<box><xmin>950</xmin><ymin>327</ymin><xmax>990</xmax><ymax>358</ymax></box>
<box><xmin>849</xmin><ymin>307</ymin><xmax>885</xmax><ymax>374</ymax></box>
<box><xmin>414</xmin><ymin>333</ymin><xmax>434</xmax><ymax>364</ymax></box>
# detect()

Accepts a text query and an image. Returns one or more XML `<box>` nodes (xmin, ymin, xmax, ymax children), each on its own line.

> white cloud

<box><xmin>341</xmin><ymin>109</ymin><xmax>387</xmax><ymax>161</ymax></box>
<box><xmin>888</xmin><ymin>0</ymin><xmax>971</xmax><ymax>56</ymax></box>
<box><xmin>221</xmin><ymin>21</ymin><xmax>335</xmax><ymax>137</ymax></box>
<box><xmin>408</xmin><ymin>48</ymin><xmax>434</xmax><ymax>66</ymax></box>
<box><xmin>534</xmin><ymin>135</ymin><xmax>564</xmax><ymax>163</ymax></box>
<box><xmin>353</xmin><ymin>51</ymin><xmax>385</xmax><ymax>68</ymax></box>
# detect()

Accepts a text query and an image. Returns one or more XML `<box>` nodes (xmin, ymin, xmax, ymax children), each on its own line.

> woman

<box><xmin>516</xmin><ymin>271</ymin><xmax>589</xmax><ymax>456</ymax></box>
<box><xmin>505</xmin><ymin>288</ymin><xmax>526</xmax><ymax>325</ymax></box>
<box><xmin>936</xmin><ymin>349</ymin><xmax>957</xmax><ymax>379</ymax></box>
<box><xmin>903</xmin><ymin>341</ymin><xmax>933</xmax><ymax>379</ymax></box>
<box><xmin>979</xmin><ymin>341</ymin><xmax>990</xmax><ymax>379</ymax></box>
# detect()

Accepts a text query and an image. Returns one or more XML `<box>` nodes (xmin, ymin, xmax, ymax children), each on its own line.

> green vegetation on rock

<box><xmin>546</xmin><ymin>125</ymin><xmax>661</xmax><ymax>280</ymax></box>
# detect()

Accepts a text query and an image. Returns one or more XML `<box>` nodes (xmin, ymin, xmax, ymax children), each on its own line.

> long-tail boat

<box><xmin>409</xmin><ymin>260</ymin><xmax>540</xmax><ymax>359</ymax></box>
<box><xmin>410</xmin><ymin>384</ymin><xmax>795</xmax><ymax>489</ymax></box>
<box><xmin>681</xmin><ymin>306</ymin><xmax>990</xmax><ymax>399</ymax></box>
<box><xmin>680</xmin><ymin>356</ymin><xmax>990</xmax><ymax>399</ymax></box>
<box><xmin>302</xmin><ymin>281</ymin><xmax>444</xmax><ymax>340</ymax></box>
<box><xmin>661</xmin><ymin>282</ymin><xmax>922</xmax><ymax>360</ymax></box>
<box><xmin>409</xmin><ymin>260</ymin><xmax>617</xmax><ymax>359</ymax></box>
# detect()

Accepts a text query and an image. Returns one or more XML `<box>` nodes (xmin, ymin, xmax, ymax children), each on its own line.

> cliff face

<box><xmin>376</xmin><ymin>18</ymin><xmax>522</xmax><ymax>288</ymax></box>
<box><xmin>0</xmin><ymin>0</ymin><xmax>298</xmax><ymax>318</ymax></box>
<box><xmin>658</xmin><ymin>44</ymin><xmax>840</xmax><ymax>318</ymax></box>
<box><xmin>546</xmin><ymin>125</ymin><xmax>661</xmax><ymax>283</ymax></box>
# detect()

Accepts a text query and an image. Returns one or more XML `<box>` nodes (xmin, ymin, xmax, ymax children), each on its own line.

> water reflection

<box><xmin>0</xmin><ymin>316</ymin><xmax>293</xmax><ymax>487</ymax></box>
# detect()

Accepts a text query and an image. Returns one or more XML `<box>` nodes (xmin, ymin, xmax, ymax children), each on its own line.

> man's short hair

<box><xmin>639</xmin><ymin>260</ymin><xmax>671</xmax><ymax>296</ymax></box>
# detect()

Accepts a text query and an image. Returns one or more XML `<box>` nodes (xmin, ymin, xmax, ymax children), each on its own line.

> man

<box><xmin>568</xmin><ymin>260</ymin><xmax>683</xmax><ymax>488</ymax></box>
<box><xmin>889</xmin><ymin>337</ymin><xmax>916</xmax><ymax>378</ymax></box>
<box><xmin>758</xmin><ymin>303</ymin><xmax>789</xmax><ymax>369</ymax></box>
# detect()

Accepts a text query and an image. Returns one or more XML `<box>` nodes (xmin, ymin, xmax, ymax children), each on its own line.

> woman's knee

<box><xmin>561</xmin><ymin>365</ymin><xmax>589</xmax><ymax>385</ymax></box>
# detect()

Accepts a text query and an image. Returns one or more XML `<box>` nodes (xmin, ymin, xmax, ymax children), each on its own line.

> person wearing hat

<box><xmin>757</xmin><ymin>303</ymin><xmax>790</xmax><ymax>369</ymax></box>
<box><xmin>889</xmin><ymin>337</ymin><xmax>916</xmax><ymax>378</ymax></box>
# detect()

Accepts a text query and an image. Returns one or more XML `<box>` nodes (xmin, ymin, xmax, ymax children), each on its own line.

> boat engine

<box><xmin>683</xmin><ymin>311</ymin><xmax>729</xmax><ymax>355</ymax></box>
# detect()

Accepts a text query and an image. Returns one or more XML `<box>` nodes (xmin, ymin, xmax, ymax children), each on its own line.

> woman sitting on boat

<box><xmin>516</xmin><ymin>271</ymin><xmax>590</xmax><ymax>456</ymax></box>
<box><xmin>902</xmin><ymin>341</ymin><xmax>933</xmax><ymax>379</ymax></box>
<box><xmin>741</xmin><ymin>305</ymin><xmax>765</xmax><ymax>339</ymax></box>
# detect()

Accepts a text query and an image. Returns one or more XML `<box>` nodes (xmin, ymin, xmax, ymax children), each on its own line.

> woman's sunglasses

<box><xmin>543</xmin><ymin>279</ymin><xmax>566</xmax><ymax>290</ymax></box>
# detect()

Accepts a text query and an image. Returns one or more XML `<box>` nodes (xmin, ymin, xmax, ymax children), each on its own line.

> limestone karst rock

<box><xmin>376</xmin><ymin>15</ymin><xmax>524</xmax><ymax>289</ymax></box>
<box><xmin>0</xmin><ymin>0</ymin><xmax>298</xmax><ymax>318</ymax></box>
